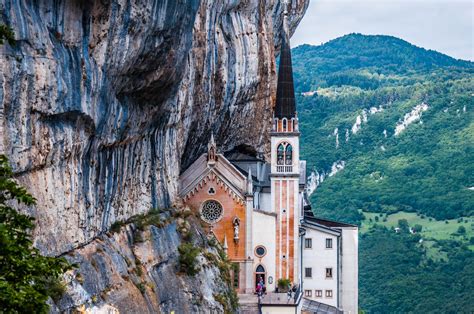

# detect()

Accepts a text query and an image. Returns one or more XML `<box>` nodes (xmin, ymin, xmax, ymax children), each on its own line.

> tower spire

<box><xmin>247</xmin><ymin>168</ymin><xmax>253</xmax><ymax>194</ymax></box>
<box><xmin>275</xmin><ymin>0</ymin><xmax>296</xmax><ymax>119</ymax></box>
<box><xmin>207</xmin><ymin>132</ymin><xmax>217</xmax><ymax>165</ymax></box>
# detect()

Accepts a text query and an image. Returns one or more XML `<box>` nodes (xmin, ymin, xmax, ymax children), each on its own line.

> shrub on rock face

<box><xmin>178</xmin><ymin>243</ymin><xmax>201</xmax><ymax>276</ymax></box>
<box><xmin>0</xmin><ymin>155</ymin><xmax>72</xmax><ymax>313</ymax></box>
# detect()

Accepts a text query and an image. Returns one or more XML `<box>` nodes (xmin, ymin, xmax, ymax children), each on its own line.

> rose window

<box><xmin>200</xmin><ymin>200</ymin><xmax>224</xmax><ymax>224</ymax></box>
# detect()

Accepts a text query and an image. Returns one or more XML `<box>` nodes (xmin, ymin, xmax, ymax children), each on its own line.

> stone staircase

<box><xmin>238</xmin><ymin>294</ymin><xmax>260</xmax><ymax>314</ymax></box>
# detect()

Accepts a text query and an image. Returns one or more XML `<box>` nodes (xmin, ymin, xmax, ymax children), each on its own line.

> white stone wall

<box><xmin>302</xmin><ymin>228</ymin><xmax>339</xmax><ymax>307</ymax></box>
<box><xmin>252</xmin><ymin>211</ymin><xmax>277</xmax><ymax>291</ymax></box>
<box><xmin>340</xmin><ymin>227</ymin><xmax>358</xmax><ymax>314</ymax></box>
<box><xmin>259</xmin><ymin>192</ymin><xmax>272</xmax><ymax>212</ymax></box>
<box><xmin>261</xmin><ymin>305</ymin><xmax>297</xmax><ymax>314</ymax></box>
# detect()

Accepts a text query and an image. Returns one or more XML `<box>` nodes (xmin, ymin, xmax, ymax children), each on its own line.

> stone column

<box><xmin>244</xmin><ymin>193</ymin><xmax>254</xmax><ymax>293</ymax></box>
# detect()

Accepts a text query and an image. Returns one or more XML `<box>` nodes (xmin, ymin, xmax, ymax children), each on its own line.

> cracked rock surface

<box><xmin>1</xmin><ymin>0</ymin><xmax>308</xmax><ymax>311</ymax></box>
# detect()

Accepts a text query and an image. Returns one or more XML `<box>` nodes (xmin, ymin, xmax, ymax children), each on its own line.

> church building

<box><xmin>178</xmin><ymin>4</ymin><xmax>358</xmax><ymax>313</ymax></box>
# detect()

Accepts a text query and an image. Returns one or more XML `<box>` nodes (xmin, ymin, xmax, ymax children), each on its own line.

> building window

<box><xmin>255</xmin><ymin>246</ymin><xmax>266</xmax><ymax>257</ymax></box>
<box><xmin>277</xmin><ymin>144</ymin><xmax>285</xmax><ymax>165</ymax></box>
<box><xmin>282</xmin><ymin>118</ymin><xmax>287</xmax><ymax>131</ymax></box>
<box><xmin>315</xmin><ymin>290</ymin><xmax>323</xmax><ymax>297</ymax></box>
<box><xmin>276</xmin><ymin>142</ymin><xmax>293</xmax><ymax>172</ymax></box>
<box><xmin>200</xmin><ymin>200</ymin><xmax>224</xmax><ymax>224</ymax></box>
<box><xmin>326</xmin><ymin>238</ymin><xmax>333</xmax><ymax>248</ymax></box>
<box><xmin>305</xmin><ymin>238</ymin><xmax>312</xmax><ymax>249</ymax></box>
<box><xmin>325</xmin><ymin>268</ymin><xmax>333</xmax><ymax>278</ymax></box>
<box><xmin>305</xmin><ymin>267</ymin><xmax>312</xmax><ymax>278</ymax></box>
<box><xmin>232</xmin><ymin>263</ymin><xmax>240</xmax><ymax>289</ymax></box>
<box><xmin>285</xmin><ymin>144</ymin><xmax>293</xmax><ymax>165</ymax></box>
<box><xmin>325</xmin><ymin>290</ymin><xmax>333</xmax><ymax>298</ymax></box>
<box><xmin>304</xmin><ymin>290</ymin><xmax>312</xmax><ymax>297</ymax></box>
<box><xmin>256</xmin><ymin>265</ymin><xmax>265</xmax><ymax>273</ymax></box>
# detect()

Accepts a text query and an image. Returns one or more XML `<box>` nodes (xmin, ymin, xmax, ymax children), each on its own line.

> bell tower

<box><xmin>271</xmin><ymin>0</ymin><xmax>301</xmax><ymax>283</ymax></box>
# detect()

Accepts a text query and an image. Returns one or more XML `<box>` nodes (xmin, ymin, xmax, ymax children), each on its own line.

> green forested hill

<box><xmin>294</xmin><ymin>33</ymin><xmax>473</xmax><ymax>222</ymax></box>
<box><xmin>293</xmin><ymin>33</ymin><xmax>473</xmax><ymax>92</ymax></box>
<box><xmin>293</xmin><ymin>34</ymin><xmax>474</xmax><ymax>312</ymax></box>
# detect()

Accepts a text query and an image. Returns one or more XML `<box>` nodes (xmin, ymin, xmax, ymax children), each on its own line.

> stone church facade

<box><xmin>179</xmin><ymin>4</ymin><xmax>358</xmax><ymax>313</ymax></box>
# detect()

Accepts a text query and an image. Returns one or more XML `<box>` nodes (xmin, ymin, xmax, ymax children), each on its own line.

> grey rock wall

<box><xmin>1</xmin><ymin>0</ymin><xmax>308</xmax><ymax>256</ymax></box>
<box><xmin>54</xmin><ymin>214</ymin><xmax>233</xmax><ymax>313</ymax></box>
<box><xmin>1</xmin><ymin>0</ymin><xmax>309</xmax><ymax>311</ymax></box>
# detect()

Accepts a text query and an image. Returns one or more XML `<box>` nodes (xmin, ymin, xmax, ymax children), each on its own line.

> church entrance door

<box><xmin>255</xmin><ymin>264</ymin><xmax>266</xmax><ymax>291</ymax></box>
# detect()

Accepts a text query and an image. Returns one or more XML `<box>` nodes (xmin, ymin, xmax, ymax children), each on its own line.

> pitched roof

<box><xmin>305</xmin><ymin>215</ymin><xmax>358</xmax><ymax>228</ymax></box>
<box><xmin>178</xmin><ymin>154</ymin><xmax>247</xmax><ymax>201</ymax></box>
<box><xmin>302</xmin><ymin>298</ymin><xmax>343</xmax><ymax>314</ymax></box>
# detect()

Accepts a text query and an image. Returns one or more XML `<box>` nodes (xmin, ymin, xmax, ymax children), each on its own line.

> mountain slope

<box><xmin>294</xmin><ymin>34</ymin><xmax>474</xmax><ymax>222</ymax></box>
<box><xmin>293</xmin><ymin>33</ymin><xmax>473</xmax><ymax>91</ymax></box>
<box><xmin>293</xmin><ymin>34</ymin><xmax>474</xmax><ymax>312</ymax></box>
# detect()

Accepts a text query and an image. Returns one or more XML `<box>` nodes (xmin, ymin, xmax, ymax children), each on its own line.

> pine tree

<box><xmin>0</xmin><ymin>155</ymin><xmax>72</xmax><ymax>313</ymax></box>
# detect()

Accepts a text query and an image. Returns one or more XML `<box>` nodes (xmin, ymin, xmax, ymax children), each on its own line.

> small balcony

<box><xmin>276</xmin><ymin>165</ymin><xmax>293</xmax><ymax>173</ymax></box>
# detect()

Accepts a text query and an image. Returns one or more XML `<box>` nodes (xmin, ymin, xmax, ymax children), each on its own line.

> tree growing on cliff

<box><xmin>0</xmin><ymin>155</ymin><xmax>72</xmax><ymax>313</ymax></box>
<box><xmin>0</xmin><ymin>24</ymin><xmax>15</xmax><ymax>46</ymax></box>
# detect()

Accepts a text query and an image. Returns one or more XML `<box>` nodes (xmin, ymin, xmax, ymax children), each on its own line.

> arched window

<box><xmin>276</xmin><ymin>142</ymin><xmax>293</xmax><ymax>172</ymax></box>
<box><xmin>285</xmin><ymin>144</ymin><xmax>293</xmax><ymax>165</ymax></box>
<box><xmin>282</xmin><ymin>118</ymin><xmax>287</xmax><ymax>131</ymax></box>
<box><xmin>256</xmin><ymin>265</ymin><xmax>265</xmax><ymax>273</ymax></box>
<box><xmin>277</xmin><ymin>144</ymin><xmax>285</xmax><ymax>165</ymax></box>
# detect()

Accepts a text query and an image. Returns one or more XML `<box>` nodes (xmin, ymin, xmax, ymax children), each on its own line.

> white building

<box><xmin>302</xmin><ymin>214</ymin><xmax>358</xmax><ymax>313</ymax></box>
<box><xmin>178</xmin><ymin>3</ymin><xmax>358</xmax><ymax>313</ymax></box>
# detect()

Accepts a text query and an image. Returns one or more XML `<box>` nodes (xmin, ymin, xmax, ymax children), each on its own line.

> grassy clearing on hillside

<box><xmin>361</xmin><ymin>211</ymin><xmax>473</xmax><ymax>241</ymax></box>
<box><xmin>362</xmin><ymin>211</ymin><xmax>474</xmax><ymax>261</ymax></box>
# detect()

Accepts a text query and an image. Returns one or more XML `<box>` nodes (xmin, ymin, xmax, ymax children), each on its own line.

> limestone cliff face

<box><xmin>51</xmin><ymin>211</ymin><xmax>236</xmax><ymax>313</ymax></box>
<box><xmin>1</xmin><ymin>0</ymin><xmax>308</xmax><ymax>256</ymax></box>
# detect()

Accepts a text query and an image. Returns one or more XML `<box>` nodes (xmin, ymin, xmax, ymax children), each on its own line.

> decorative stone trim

<box><xmin>182</xmin><ymin>171</ymin><xmax>245</xmax><ymax>204</ymax></box>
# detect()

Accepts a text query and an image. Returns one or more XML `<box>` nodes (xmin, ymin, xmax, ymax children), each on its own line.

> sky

<box><xmin>291</xmin><ymin>0</ymin><xmax>474</xmax><ymax>61</ymax></box>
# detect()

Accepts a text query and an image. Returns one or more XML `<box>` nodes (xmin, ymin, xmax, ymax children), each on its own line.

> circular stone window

<box><xmin>255</xmin><ymin>246</ymin><xmax>266</xmax><ymax>257</ymax></box>
<box><xmin>200</xmin><ymin>200</ymin><xmax>224</xmax><ymax>224</ymax></box>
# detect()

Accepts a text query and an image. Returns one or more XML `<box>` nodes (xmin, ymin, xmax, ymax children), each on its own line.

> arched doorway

<box><xmin>255</xmin><ymin>264</ymin><xmax>266</xmax><ymax>290</ymax></box>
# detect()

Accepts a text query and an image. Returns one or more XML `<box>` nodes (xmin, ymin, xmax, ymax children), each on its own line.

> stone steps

<box><xmin>238</xmin><ymin>294</ymin><xmax>260</xmax><ymax>314</ymax></box>
<box><xmin>239</xmin><ymin>304</ymin><xmax>260</xmax><ymax>314</ymax></box>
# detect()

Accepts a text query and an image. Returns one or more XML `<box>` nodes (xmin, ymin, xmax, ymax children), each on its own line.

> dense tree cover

<box><xmin>293</xmin><ymin>34</ymin><xmax>473</xmax><ymax>222</ymax></box>
<box><xmin>0</xmin><ymin>156</ymin><xmax>72</xmax><ymax>313</ymax></box>
<box><xmin>360</xmin><ymin>226</ymin><xmax>474</xmax><ymax>312</ymax></box>
<box><xmin>292</xmin><ymin>33</ymin><xmax>473</xmax><ymax>93</ymax></box>
<box><xmin>293</xmin><ymin>34</ymin><xmax>474</xmax><ymax>312</ymax></box>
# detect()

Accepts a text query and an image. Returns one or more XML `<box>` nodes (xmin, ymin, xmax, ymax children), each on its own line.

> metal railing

<box><xmin>293</xmin><ymin>284</ymin><xmax>301</xmax><ymax>303</ymax></box>
<box><xmin>276</xmin><ymin>165</ymin><xmax>293</xmax><ymax>173</ymax></box>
